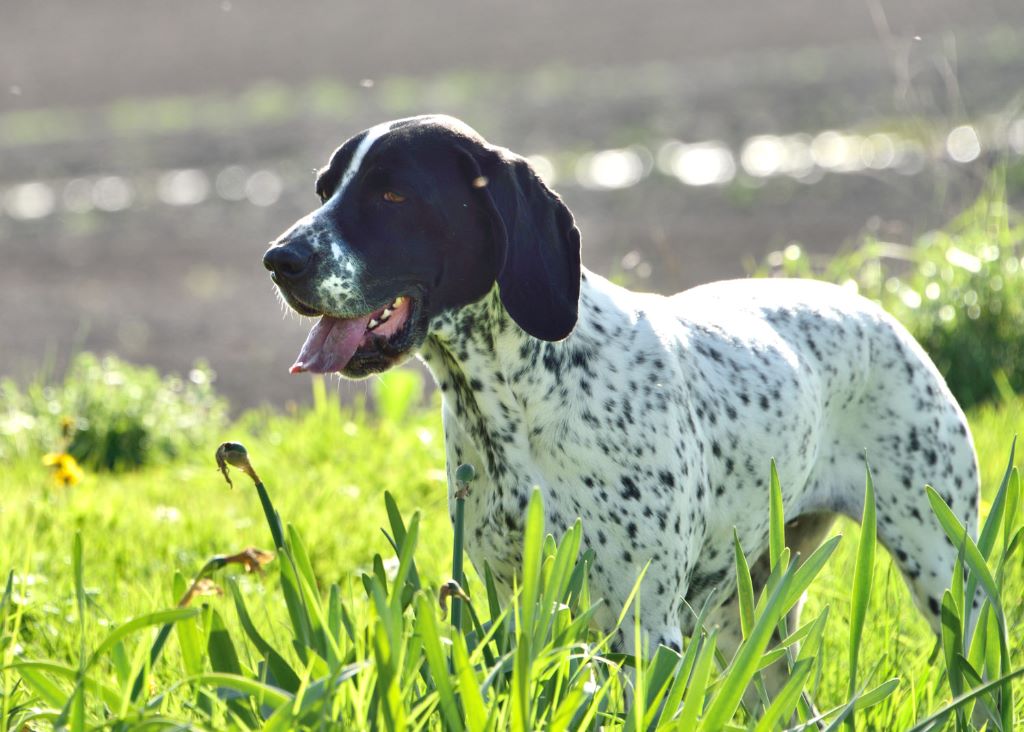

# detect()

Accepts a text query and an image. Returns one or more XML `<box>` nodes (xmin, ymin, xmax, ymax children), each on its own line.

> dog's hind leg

<box><xmin>866</xmin><ymin>451</ymin><xmax>981</xmax><ymax>639</ymax></box>
<box><xmin>703</xmin><ymin>512</ymin><xmax>836</xmax><ymax>716</ymax></box>
<box><xmin>825</xmin><ymin>351</ymin><xmax>981</xmax><ymax>640</ymax></box>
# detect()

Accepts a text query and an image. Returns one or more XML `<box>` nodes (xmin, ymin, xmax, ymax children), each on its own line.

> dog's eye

<box><xmin>382</xmin><ymin>191</ymin><xmax>406</xmax><ymax>203</ymax></box>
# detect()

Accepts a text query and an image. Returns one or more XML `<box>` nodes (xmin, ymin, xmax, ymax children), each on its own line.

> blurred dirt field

<box><xmin>2</xmin><ymin>1</ymin><xmax>1023</xmax><ymax>410</ymax></box>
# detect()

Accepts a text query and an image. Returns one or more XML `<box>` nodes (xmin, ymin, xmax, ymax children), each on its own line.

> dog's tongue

<box><xmin>290</xmin><ymin>315</ymin><xmax>369</xmax><ymax>374</ymax></box>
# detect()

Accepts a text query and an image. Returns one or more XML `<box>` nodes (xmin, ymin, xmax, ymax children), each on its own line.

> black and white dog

<box><xmin>264</xmin><ymin>115</ymin><xmax>979</xmax><ymax>656</ymax></box>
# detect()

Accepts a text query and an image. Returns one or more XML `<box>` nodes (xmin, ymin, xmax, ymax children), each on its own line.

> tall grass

<box><xmin>2</xmin><ymin>425</ymin><xmax>1020</xmax><ymax>729</ymax></box>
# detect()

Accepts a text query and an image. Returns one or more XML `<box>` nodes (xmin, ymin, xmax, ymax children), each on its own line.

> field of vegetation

<box><xmin>1</xmin><ymin>189</ymin><xmax>1023</xmax><ymax>729</ymax></box>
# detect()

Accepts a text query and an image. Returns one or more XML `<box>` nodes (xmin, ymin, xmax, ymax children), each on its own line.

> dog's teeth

<box><xmin>392</xmin><ymin>296</ymin><xmax>405</xmax><ymax>307</ymax></box>
<box><xmin>381</xmin><ymin>308</ymin><xmax>392</xmax><ymax>320</ymax></box>
<box><xmin>368</xmin><ymin>318</ymin><xmax>380</xmax><ymax>330</ymax></box>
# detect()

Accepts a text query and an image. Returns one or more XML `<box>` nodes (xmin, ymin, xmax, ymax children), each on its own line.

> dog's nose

<box><xmin>263</xmin><ymin>241</ymin><xmax>313</xmax><ymax>280</ymax></box>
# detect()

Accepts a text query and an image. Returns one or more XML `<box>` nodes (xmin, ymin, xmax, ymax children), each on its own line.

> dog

<box><xmin>263</xmin><ymin>114</ymin><xmax>980</xmax><ymax>660</ymax></box>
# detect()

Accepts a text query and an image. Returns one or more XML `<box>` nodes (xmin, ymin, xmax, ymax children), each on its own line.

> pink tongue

<box><xmin>290</xmin><ymin>315</ymin><xmax>369</xmax><ymax>374</ymax></box>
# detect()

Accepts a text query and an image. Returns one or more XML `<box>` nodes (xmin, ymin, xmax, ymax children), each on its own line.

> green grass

<box><xmin>1</xmin><ymin>363</ymin><xmax>1022</xmax><ymax>729</ymax></box>
<box><xmin>0</xmin><ymin>353</ymin><xmax>227</xmax><ymax>472</ymax></box>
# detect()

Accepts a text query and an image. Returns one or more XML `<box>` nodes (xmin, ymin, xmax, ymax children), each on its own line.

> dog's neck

<box><xmin>418</xmin><ymin>268</ymin><xmax>634</xmax><ymax>487</ymax></box>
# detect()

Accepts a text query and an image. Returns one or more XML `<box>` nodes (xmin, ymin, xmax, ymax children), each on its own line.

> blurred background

<box><xmin>2</xmin><ymin>0</ymin><xmax>1023</xmax><ymax>412</ymax></box>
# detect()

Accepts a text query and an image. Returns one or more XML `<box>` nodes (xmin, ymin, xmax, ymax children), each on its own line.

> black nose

<box><xmin>263</xmin><ymin>241</ymin><xmax>313</xmax><ymax>281</ymax></box>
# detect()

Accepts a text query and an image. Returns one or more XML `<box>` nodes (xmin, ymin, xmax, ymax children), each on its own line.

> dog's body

<box><xmin>264</xmin><ymin>115</ymin><xmax>979</xmax><ymax>655</ymax></box>
<box><xmin>424</xmin><ymin>269</ymin><xmax>979</xmax><ymax>652</ymax></box>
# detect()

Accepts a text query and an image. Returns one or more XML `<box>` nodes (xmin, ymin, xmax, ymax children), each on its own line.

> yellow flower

<box><xmin>42</xmin><ymin>452</ymin><xmax>85</xmax><ymax>487</ymax></box>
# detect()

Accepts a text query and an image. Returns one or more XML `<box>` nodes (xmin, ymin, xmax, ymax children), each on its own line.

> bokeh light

<box><xmin>157</xmin><ymin>169</ymin><xmax>210</xmax><ymax>206</ymax></box>
<box><xmin>576</xmin><ymin>148</ymin><xmax>646</xmax><ymax>190</ymax></box>
<box><xmin>4</xmin><ymin>182</ymin><xmax>55</xmax><ymax>220</ymax></box>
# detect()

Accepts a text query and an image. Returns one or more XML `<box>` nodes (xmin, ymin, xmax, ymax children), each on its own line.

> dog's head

<box><xmin>264</xmin><ymin>115</ymin><xmax>582</xmax><ymax>378</ymax></box>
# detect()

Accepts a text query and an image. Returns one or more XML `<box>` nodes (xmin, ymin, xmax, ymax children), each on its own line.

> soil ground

<box><xmin>2</xmin><ymin>2</ymin><xmax>1023</xmax><ymax>410</ymax></box>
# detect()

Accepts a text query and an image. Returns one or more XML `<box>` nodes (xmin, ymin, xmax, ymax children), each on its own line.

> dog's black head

<box><xmin>263</xmin><ymin>115</ymin><xmax>581</xmax><ymax>378</ymax></box>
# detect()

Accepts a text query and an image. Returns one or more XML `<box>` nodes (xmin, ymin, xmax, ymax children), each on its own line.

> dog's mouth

<box><xmin>289</xmin><ymin>295</ymin><xmax>420</xmax><ymax>376</ymax></box>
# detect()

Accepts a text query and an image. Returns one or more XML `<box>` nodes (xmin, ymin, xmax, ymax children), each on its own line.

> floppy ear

<box><xmin>464</xmin><ymin>146</ymin><xmax>582</xmax><ymax>341</ymax></box>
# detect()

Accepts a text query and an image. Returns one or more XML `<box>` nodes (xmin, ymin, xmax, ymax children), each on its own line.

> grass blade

<box><xmin>0</xmin><ymin>570</ymin><xmax>12</xmax><ymax>620</ymax></box>
<box><xmin>10</xmin><ymin>661</ymin><xmax>122</xmax><ymax>710</ymax></box>
<box><xmin>733</xmin><ymin>530</ymin><xmax>755</xmax><ymax>639</ymax></box>
<box><xmin>769</xmin><ymin>459</ymin><xmax>786</xmax><ymax>571</ymax></box>
<box><xmin>678</xmin><ymin>628</ymin><xmax>717</xmax><ymax>731</ymax></box>
<box><xmin>755</xmin><ymin>658</ymin><xmax>813</xmax><ymax>732</ymax></box>
<box><xmin>1004</xmin><ymin>467</ymin><xmax>1020</xmax><ymax>548</ymax></box>
<box><xmin>415</xmin><ymin>593</ymin><xmax>464</xmax><ymax>730</ymax></box>
<box><xmin>227</xmin><ymin>579</ymin><xmax>301</xmax><ymax>692</ymax></box>
<box><xmin>519</xmin><ymin>488</ymin><xmax>546</xmax><ymax>644</ymax></box>
<box><xmin>940</xmin><ymin>591</ymin><xmax>964</xmax><ymax>699</ymax></box>
<box><xmin>977</xmin><ymin>437</ymin><xmax>1015</xmax><ymax>561</ymax></box>
<box><xmin>196</xmin><ymin>672</ymin><xmax>294</xmax><ymax>709</ymax></box>
<box><xmin>847</xmin><ymin>463</ymin><xmax>877</xmax><ymax>728</ymax></box>
<box><xmin>452</xmin><ymin>633</ymin><xmax>488</xmax><ymax>731</ymax></box>
<box><xmin>925</xmin><ymin>487</ymin><xmax>1002</xmax><ymax>617</ymax></box>
<box><xmin>701</xmin><ymin>562</ymin><xmax>799</xmax><ymax>729</ymax></box>
<box><xmin>853</xmin><ymin>677</ymin><xmax>899</xmax><ymax>711</ymax></box>
<box><xmin>928</xmin><ymin>483</ymin><xmax>1016</xmax><ymax>731</ymax></box>
<box><xmin>906</xmin><ymin>665</ymin><xmax>1024</xmax><ymax>732</ymax></box>
<box><xmin>91</xmin><ymin>607</ymin><xmax>201</xmax><ymax>668</ymax></box>
<box><xmin>782</xmin><ymin>534</ymin><xmax>842</xmax><ymax>612</ymax></box>
<box><xmin>384</xmin><ymin>490</ymin><xmax>422</xmax><ymax>591</ymax></box>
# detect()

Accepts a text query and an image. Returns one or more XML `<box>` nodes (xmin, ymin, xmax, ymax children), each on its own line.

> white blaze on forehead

<box><xmin>295</xmin><ymin>121</ymin><xmax>393</xmax><ymax>254</ymax></box>
<box><xmin>329</xmin><ymin>120</ymin><xmax>394</xmax><ymax>203</ymax></box>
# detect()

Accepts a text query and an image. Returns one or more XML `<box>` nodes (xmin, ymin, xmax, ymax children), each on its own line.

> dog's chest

<box><xmin>438</xmin><ymin>373</ymin><xmax>700</xmax><ymax>591</ymax></box>
<box><xmin>439</xmin><ymin>403</ymin><xmax>568</xmax><ymax>586</ymax></box>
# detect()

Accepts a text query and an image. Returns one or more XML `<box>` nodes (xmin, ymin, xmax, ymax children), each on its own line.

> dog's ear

<box><xmin>461</xmin><ymin>144</ymin><xmax>582</xmax><ymax>341</ymax></box>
